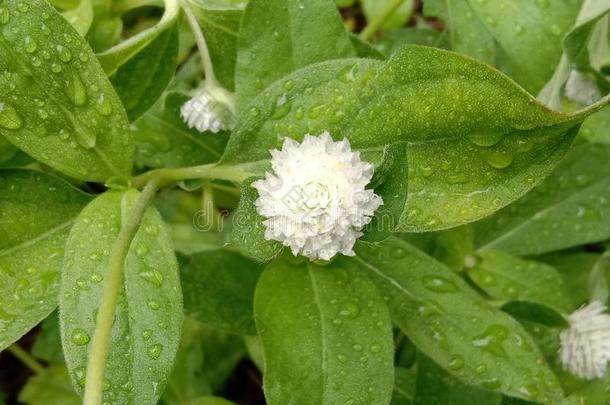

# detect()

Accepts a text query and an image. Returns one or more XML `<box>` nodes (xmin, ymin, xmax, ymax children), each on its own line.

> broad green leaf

<box><xmin>31</xmin><ymin>312</ymin><xmax>64</xmax><ymax>364</ymax></box>
<box><xmin>540</xmin><ymin>251</ymin><xmax>600</xmax><ymax>308</ymax></box>
<box><xmin>355</xmin><ymin>237</ymin><xmax>563</xmax><ymax>403</ymax></box>
<box><xmin>392</xmin><ymin>367</ymin><xmax>416</xmax><ymax>405</ymax></box>
<box><xmin>18</xmin><ymin>365</ymin><xmax>80</xmax><ymax>405</ymax></box>
<box><xmin>222</xmin><ymin>46</ymin><xmax>608</xmax><ymax>231</ymax></box>
<box><xmin>96</xmin><ymin>0</ymin><xmax>179</xmax><ymax>75</ymax></box>
<box><xmin>181</xmin><ymin>249</ymin><xmax>263</xmax><ymax>334</ymax></box>
<box><xmin>111</xmin><ymin>24</ymin><xmax>179</xmax><ymax>121</ymax></box>
<box><xmin>255</xmin><ymin>256</ymin><xmax>394</xmax><ymax>405</ymax></box>
<box><xmin>0</xmin><ymin>136</ymin><xmax>17</xmax><ymax>162</ymax></box>
<box><xmin>500</xmin><ymin>301</ymin><xmax>568</xmax><ymax>328</ymax></box>
<box><xmin>60</xmin><ymin>190</ymin><xmax>183</xmax><ymax>404</ymax></box>
<box><xmin>362</xmin><ymin>0</ymin><xmax>413</xmax><ymax>31</ymax></box>
<box><xmin>0</xmin><ymin>0</ymin><xmax>133</xmax><ymax>182</ymax></box>
<box><xmin>162</xmin><ymin>318</ymin><xmax>245</xmax><ymax>405</ymax></box>
<box><xmin>413</xmin><ymin>354</ymin><xmax>502</xmax><ymax>405</ymax></box>
<box><xmin>475</xmin><ymin>142</ymin><xmax>610</xmax><ymax>255</ymax></box>
<box><xmin>426</xmin><ymin>226</ymin><xmax>475</xmax><ymax>271</ymax></box>
<box><xmin>423</xmin><ymin>0</ymin><xmax>495</xmax><ymax>64</ymax></box>
<box><xmin>133</xmin><ymin>92</ymin><xmax>228</xmax><ymax>169</ymax></box>
<box><xmin>61</xmin><ymin>0</ymin><xmax>93</xmax><ymax>36</ymax></box>
<box><xmin>191</xmin><ymin>0</ymin><xmax>244</xmax><ymax>90</ymax></box>
<box><xmin>467</xmin><ymin>250</ymin><xmax>572</xmax><ymax>313</ymax></box>
<box><xmin>0</xmin><ymin>170</ymin><xmax>90</xmax><ymax>350</ymax></box>
<box><xmin>350</xmin><ymin>34</ymin><xmax>386</xmax><ymax>60</ymax></box>
<box><xmin>235</xmin><ymin>0</ymin><xmax>356</xmax><ymax>110</ymax></box>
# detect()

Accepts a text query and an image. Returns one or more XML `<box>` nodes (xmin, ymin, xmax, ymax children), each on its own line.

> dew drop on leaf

<box><xmin>95</xmin><ymin>93</ymin><xmax>113</xmax><ymax>116</ymax></box>
<box><xmin>147</xmin><ymin>299</ymin><xmax>160</xmax><ymax>310</ymax></box>
<box><xmin>56</xmin><ymin>44</ymin><xmax>72</xmax><ymax>62</ymax></box>
<box><xmin>147</xmin><ymin>343</ymin><xmax>163</xmax><ymax>360</ymax></box>
<box><xmin>338</xmin><ymin>302</ymin><xmax>360</xmax><ymax>319</ymax></box>
<box><xmin>447</xmin><ymin>354</ymin><xmax>465</xmax><ymax>370</ymax></box>
<box><xmin>422</xmin><ymin>276</ymin><xmax>458</xmax><ymax>293</ymax></box>
<box><xmin>472</xmin><ymin>324</ymin><xmax>509</xmax><ymax>358</ymax></box>
<box><xmin>486</xmin><ymin>151</ymin><xmax>513</xmax><ymax>169</ymax></box>
<box><xmin>467</xmin><ymin>130</ymin><xmax>503</xmax><ymax>147</ymax></box>
<box><xmin>24</xmin><ymin>35</ymin><xmax>37</xmax><ymax>53</ymax></box>
<box><xmin>0</xmin><ymin>102</ymin><xmax>23</xmax><ymax>130</ymax></box>
<box><xmin>71</xmin><ymin>328</ymin><xmax>90</xmax><ymax>345</ymax></box>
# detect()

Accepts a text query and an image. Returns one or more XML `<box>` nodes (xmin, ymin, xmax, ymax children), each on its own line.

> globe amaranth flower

<box><xmin>253</xmin><ymin>132</ymin><xmax>382</xmax><ymax>261</ymax></box>
<box><xmin>180</xmin><ymin>84</ymin><xmax>237</xmax><ymax>133</ymax></box>
<box><xmin>560</xmin><ymin>301</ymin><xmax>610</xmax><ymax>379</ymax></box>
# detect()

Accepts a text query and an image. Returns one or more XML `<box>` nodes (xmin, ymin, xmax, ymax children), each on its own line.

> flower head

<box><xmin>180</xmin><ymin>84</ymin><xmax>236</xmax><ymax>133</ymax></box>
<box><xmin>253</xmin><ymin>132</ymin><xmax>382</xmax><ymax>261</ymax></box>
<box><xmin>560</xmin><ymin>301</ymin><xmax>610</xmax><ymax>379</ymax></box>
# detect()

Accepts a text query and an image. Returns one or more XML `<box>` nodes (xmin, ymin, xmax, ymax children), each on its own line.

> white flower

<box><xmin>253</xmin><ymin>132</ymin><xmax>382</xmax><ymax>261</ymax></box>
<box><xmin>560</xmin><ymin>301</ymin><xmax>610</xmax><ymax>379</ymax></box>
<box><xmin>180</xmin><ymin>84</ymin><xmax>236</xmax><ymax>133</ymax></box>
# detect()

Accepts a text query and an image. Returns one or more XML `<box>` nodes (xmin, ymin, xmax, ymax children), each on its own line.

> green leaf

<box><xmin>580</xmin><ymin>106</ymin><xmax>610</xmax><ymax>143</ymax></box>
<box><xmin>222</xmin><ymin>46</ymin><xmax>608</xmax><ymax>231</ymax></box>
<box><xmin>191</xmin><ymin>0</ymin><xmax>244</xmax><ymax>90</ymax></box>
<box><xmin>133</xmin><ymin>92</ymin><xmax>229</xmax><ymax>169</ymax></box>
<box><xmin>423</xmin><ymin>0</ymin><xmax>495</xmax><ymax>64</ymax></box>
<box><xmin>467</xmin><ymin>250</ymin><xmax>572</xmax><ymax>313</ymax></box>
<box><xmin>0</xmin><ymin>0</ymin><xmax>134</xmax><ymax>182</ymax></box>
<box><xmin>362</xmin><ymin>0</ymin><xmax>414</xmax><ymax>31</ymax></box>
<box><xmin>475</xmin><ymin>142</ymin><xmax>610</xmax><ymax>255</ymax></box>
<box><xmin>18</xmin><ymin>365</ymin><xmax>80</xmax><ymax>405</ymax></box>
<box><xmin>60</xmin><ymin>190</ymin><xmax>183</xmax><ymax>404</ymax></box>
<box><xmin>375</xmin><ymin>28</ymin><xmax>448</xmax><ymax>57</ymax></box>
<box><xmin>181</xmin><ymin>249</ymin><xmax>263</xmax><ymax>334</ymax></box>
<box><xmin>0</xmin><ymin>169</ymin><xmax>90</xmax><ymax>350</ymax></box>
<box><xmin>235</xmin><ymin>0</ymin><xmax>356</xmax><ymax>110</ymax></box>
<box><xmin>413</xmin><ymin>354</ymin><xmax>502</xmax><ymax>405</ymax></box>
<box><xmin>0</xmin><ymin>136</ymin><xmax>18</xmax><ymax>163</ymax></box>
<box><xmin>111</xmin><ymin>24</ymin><xmax>179</xmax><ymax>121</ymax></box>
<box><xmin>96</xmin><ymin>0</ymin><xmax>180</xmax><ymax>75</ymax></box>
<box><xmin>355</xmin><ymin>237</ymin><xmax>564</xmax><ymax>403</ymax></box>
<box><xmin>162</xmin><ymin>318</ymin><xmax>245</xmax><ymax>404</ymax></box>
<box><xmin>31</xmin><ymin>312</ymin><xmax>64</xmax><ymax>364</ymax></box>
<box><xmin>392</xmin><ymin>367</ymin><xmax>416</xmax><ymax>405</ymax></box>
<box><xmin>500</xmin><ymin>301</ymin><xmax>568</xmax><ymax>328</ymax></box>
<box><xmin>255</xmin><ymin>256</ymin><xmax>394</xmax><ymax>405</ymax></box>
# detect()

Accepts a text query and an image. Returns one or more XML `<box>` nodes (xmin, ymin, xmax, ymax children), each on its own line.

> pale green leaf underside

<box><xmin>355</xmin><ymin>237</ymin><xmax>563</xmax><ymax>403</ymax></box>
<box><xmin>60</xmin><ymin>190</ymin><xmax>182</xmax><ymax>405</ymax></box>
<box><xmin>0</xmin><ymin>170</ymin><xmax>90</xmax><ymax>351</ymax></box>
<box><xmin>255</xmin><ymin>257</ymin><xmax>394</xmax><ymax>405</ymax></box>
<box><xmin>0</xmin><ymin>0</ymin><xmax>133</xmax><ymax>182</ymax></box>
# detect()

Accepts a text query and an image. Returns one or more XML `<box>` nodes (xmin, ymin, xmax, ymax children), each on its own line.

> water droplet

<box><xmin>338</xmin><ymin>302</ymin><xmax>360</xmax><ymax>319</ymax></box>
<box><xmin>423</xmin><ymin>276</ymin><xmax>458</xmax><ymax>293</ymax></box>
<box><xmin>142</xmin><ymin>329</ymin><xmax>153</xmax><ymax>341</ymax></box>
<box><xmin>390</xmin><ymin>247</ymin><xmax>406</xmax><ymax>259</ymax></box>
<box><xmin>486</xmin><ymin>151</ymin><xmax>513</xmax><ymax>169</ymax></box>
<box><xmin>56</xmin><ymin>44</ymin><xmax>72</xmax><ymax>62</ymax></box>
<box><xmin>79</xmin><ymin>52</ymin><xmax>89</xmax><ymax>62</ymax></box>
<box><xmin>0</xmin><ymin>102</ymin><xmax>23</xmax><ymax>130</ymax></box>
<box><xmin>17</xmin><ymin>2</ymin><xmax>29</xmax><ymax>12</ymax></box>
<box><xmin>308</xmin><ymin>104</ymin><xmax>325</xmax><ymax>119</ymax></box>
<box><xmin>272</xmin><ymin>93</ymin><xmax>291</xmax><ymax>119</ymax></box>
<box><xmin>448</xmin><ymin>355</ymin><xmax>464</xmax><ymax>370</ymax></box>
<box><xmin>139</xmin><ymin>267</ymin><xmax>163</xmax><ymax>288</ymax></box>
<box><xmin>515</xmin><ymin>25</ymin><xmax>525</xmax><ymax>36</ymax></box>
<box><xmin>136</xmin><ymin>244</ymin><xmax>149</xmax><ymax>257</ymax></box>
<box><xmin>95</xmin><ymin>93</ymin><xmax>113</xmax><ymax>116</ymax></box>
<box><xmin>550</xmin><ymin>25</ymin><xmax>562</xmax><ymax>36</ymax></box>
<box><xmin>71</xmin><ymin>328</ymin><xmax>90</xmax><ymax>345</ymax></box>
<box><xmin>147</xmin><ymin>299</ymin><xmax>160</xmax><ymax>310</ymax></box>
<box><xmin>337</xmin><ymin>63</ymin><xmax>358</xmax><ymax>83</ymax></box>
<box><xmin>148</xmin><ymin>343</ymin><xmax>163</xmax><ymax>359</ymax></box>
<box><xmin>472</xmin><ymin>324</ymin><xmax>509</xmax><ymax>358</ymax></box>
<box><xmin>283</xmin><ymin>80</ymin><xmax>294</xmax><ymax>90</ymax></box>
<box><xmin>24</xmin><ymin>36</ymin><xmax>37</xmax><ymax>53</ymax></box>
<box><xmin>90</xmin><ymin>273</ymin><xmax>103</xmax><ymax>283</ymax></box>
<box><xmin>370</xmin><ymin>344</ymin><xmax>381</xmax><ymax>353</ymax></box>
<box><xmin>337</xmin><ymin>354</ymin><xmax>347</xmax><ymax>363</ymax></box>
<box><xmin>50</xmin><ymin>63</ymin><xmax>62</xmax><ymax>73</ymax></box>
<box><xmin>65</xmin><ymin>71</ymin><xmax>88</xmax><ymax>107</ymax></box>
<box><xmin>468</xmin><ymin>130</ymin><xmax>503</xmax><ymax>147</ymax></box>
<box><xmin>425</xmin><ymin>215</ymin><xmax>442</xmax><ymax>228</ymax></box>
<box><xmin>294</xmin><ymin>107</ymin><xmax>304</xmax><ymax>120</ymax></box>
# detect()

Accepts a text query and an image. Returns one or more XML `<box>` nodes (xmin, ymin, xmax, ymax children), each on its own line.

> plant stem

<box><xmin>359</xmin><ymin>0</ymin><xmax>404</xmax><ymax>41</ymax></box>
<box><xmin>131</xmin><ymin>163</ymin><xmax>253</xmax><ymax>189</ymax></box>
<box><xmin>182</xmin><ymin>0</ymin><xmax>218</xmax><ymax>87</ymax></box>
<box><xmin>82</xmin><ymin>180</ymin><xmax>159</xmax><ymax>405</ymax></box>
<box><xmin>7</xmin><ymin>344</ymin><xmax>44</xmax><ymax>374</ymax></box>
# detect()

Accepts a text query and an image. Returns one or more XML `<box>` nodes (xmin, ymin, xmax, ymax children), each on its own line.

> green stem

<box><xmin>82</xmin><ymin>180</ymin><xmax>160</xmax><ymax>405</ymax></box>
<box><xmin>359</xmin><ymin>0</ymin><xmax>404</xmax><ymax>41</ymax></box>
<box><xmin>181</xmin><ymin>0</ymin><xmax>218</xmax><ymax>87</ymax></box>
<box><xmin>131</xmin><ymin>163</ymin><xmax>253</xmax><ymax>189</ymax></box>
<box><xmin>8</xmin><ymin>344</ymin><xmax>44</xmax><ymax>374</ymax></box>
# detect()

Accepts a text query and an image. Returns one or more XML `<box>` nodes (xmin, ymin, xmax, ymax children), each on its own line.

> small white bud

<box><xmin>560</xmin><ymin>301</ymin><xmax>610</xmax><ymax>379</ymax></box>
<box><xmin>180</xmin><ymin>84</ymin><xmax>236</xmax><ymax>133</ymax></box>
<box><xmin>253</xmin><ymin>132</ymin><xmax>383</xmax><ymax>261</ymax></box>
